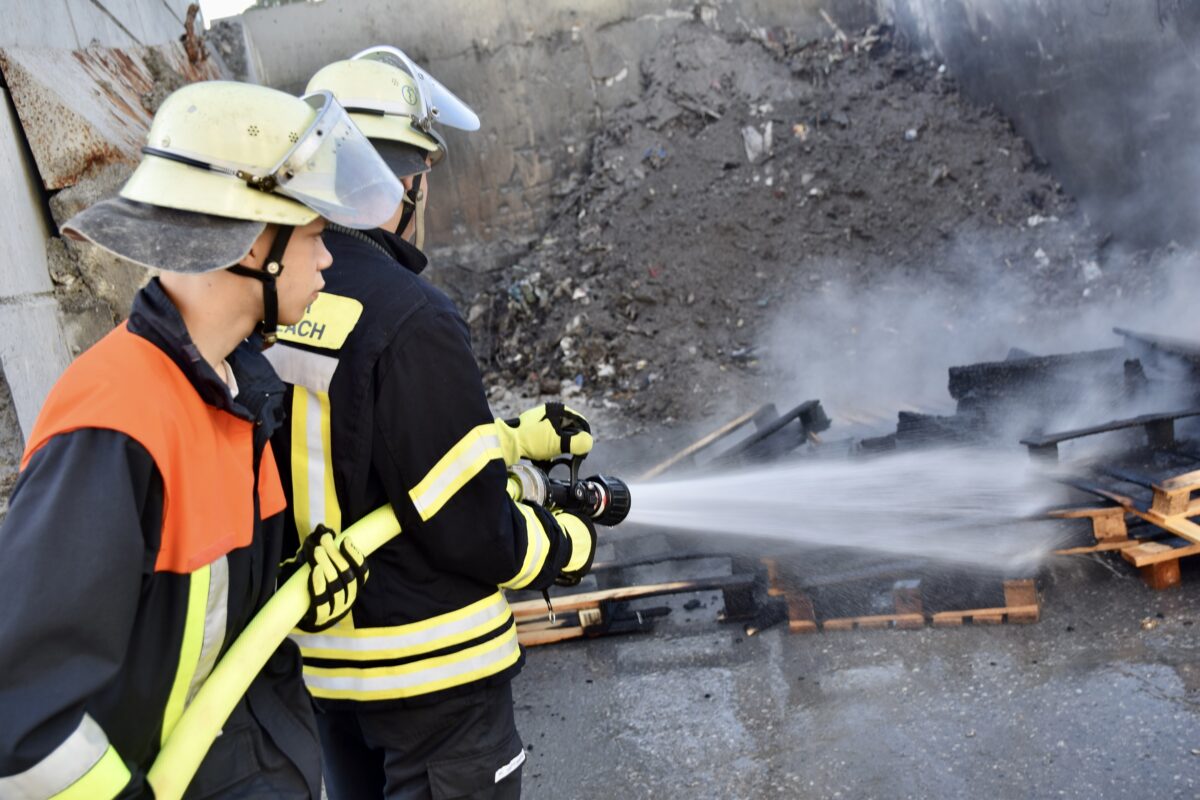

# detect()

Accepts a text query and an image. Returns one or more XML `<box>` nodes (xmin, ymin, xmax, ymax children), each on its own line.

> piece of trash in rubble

<box><xmin>1034</xmin><ymin>248</ymin><xmax>1050</xmax><ymax>269</ymax></box>
<box><xmin>596</xmin><ymin>363</ymin><xmax>616</xmax><ymax>379</ymax></box>
<box><xmin>1026</xmin><ymin>214</ymin><xmax>1058</xmax><ymax>228</ymax></box>
<box><xmin>808</xmin><ymin>187</ymin><xmax>823</xmax><ymax>198</ymax></box>
<box><xmin>571</xmin><ymin>286</ymin><xmax>588</xmax><ymax>301</ymax></box>
<box><xmin>602</xmin><ymin>66</ymin><xmax>629</xmax><ymax>87</ymax></box>
<box><xmin>792</xmin><ymin>122</ymin><xmax>809</xmax><ymax>141</ymax></box>
<box><xmin>904</xmin><ymin>128</ymin><xmax>919</xmax><ymax>142</ymax></box>
<box><xmin>730</xmin><ymin>346</ymin><xmax>758</xmax><ymax>362</ymax></box>
<box><xmin>741</xmin><ymin>121</ymin><xmax>773</xmax><ymax>164</ymax></box>
<box><xmin>928</xmin><ymin>163</ymin><xmax>951</xmax><ymax>187</ymax></box>
<box><xmin>801</xmin><ymin>172</ymin><xmax>816</xmax><ymax>186</ymax></box>
<box><xmin>1080</xmin><ymin>260</ymin><xmax>1102</xmax><ymax>282</ymax></box>
<box><xmin>635</xmin><ymin>359</ymin><xmax>648</xmax><ymax>371</ymax></box>
<box><xmin>750</xmin><ymin>102</ymin><xmax>774</xmax><ymax>117</ymax></box>
<box><xmin>938</xmin><ymin>64</ymin><xmax>947</xmax><ymax>74</ymax></box>
<box><xmin>1140</xmin><ymin>617</ymin><xmax>1158</xmax><ymax>631</ymax></box>
<box><xmin>966</xmin><ymin>730</ymin><xmax>976</xmax><ymax>738</ymax></box>
<box><xmin>1191</xmin><ymin>749</ymin><xmax>1200</xmax><ymax>757</ymax></box>
<box><xmin>642</xmin><ymin>145</ymin><xmax>668</xmax><ymax>168</ymax></box>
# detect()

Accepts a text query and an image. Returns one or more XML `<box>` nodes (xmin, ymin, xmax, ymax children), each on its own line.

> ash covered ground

<box><xmin>467</xmin><ymin>22</ymin><xmax>1181</xmax><ymax>432</ymax></box>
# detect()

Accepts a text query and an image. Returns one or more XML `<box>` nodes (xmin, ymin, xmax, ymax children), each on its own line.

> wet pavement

<box><xmin>514</xmin><ymin>553</ymin><xmax>1200</xmax><ymax>799</ymax></box>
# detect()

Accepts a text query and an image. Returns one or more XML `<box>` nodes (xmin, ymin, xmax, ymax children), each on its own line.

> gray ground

<box><xmin>514</xmin><ymin>554</ymin><xmax>1200</xmax><ymax>800</ymax></box>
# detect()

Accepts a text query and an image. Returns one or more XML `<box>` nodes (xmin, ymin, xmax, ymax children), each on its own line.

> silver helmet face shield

<box><xmin>353</xmin><ymin>45</ymin><xmax>481</xmax><ymax>132</ymax></box>
<box><xmin>139</xmin><ymin>91</ymin><xmax>404</xmax><ymax>229</ymax></box>
<box><xmin>276</xmin><ymin>91</ymin><xmax>406</xmax><ymax>227</ymax></box>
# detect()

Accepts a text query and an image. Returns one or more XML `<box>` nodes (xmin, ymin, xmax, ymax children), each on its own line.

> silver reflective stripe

<box><xmin>304</xmin><ymin>388</ymin><xmax>326</xmax><ymax>529</ymax></box>
<box><xmin>303</xmin><ymin>632</ymin><xmax>519</xmax><ymax>694</ymax></box>
<box><xmin>506</xmin><ymin>507</ymin><xmax>548</xmax><ymax>589</ymax></box>
<box><xmin>495</xmin><ymin>750</ymin><xmax>526</xmax><ymax>783</ymax></box>
<box><xmin>411</xmin><ymin>432</ymin><xmax>501</xmax><ymax>518</ymax></box>
<box><xmin>291</xmin><ymin>593</ymin><xmax>508</xmax><ymax>655</ymax></box>
<box><xmin>0</xmin><ymin>713</ymin><xmax>109</xmax><ymax>799</ymax></box>
<box><xmin>263</xmin><ymin>345</ymin><xmax>339</xmax><ymax>393</ymax></box>
<box><xmin>187</xmin><ymin>556</ymin><xmax>229</xmax><ymax>705</ymax></box>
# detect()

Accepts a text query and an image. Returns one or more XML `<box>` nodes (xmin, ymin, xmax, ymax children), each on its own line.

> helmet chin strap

<box><xmin>228</xmin><ymin>225</ymin><xmax>294</xmax><ymax>349</ymax></box>
<box><xmin>396</xmin><ymin>173</ymin><xmax>426</xmax><ymax>250</ymax></box>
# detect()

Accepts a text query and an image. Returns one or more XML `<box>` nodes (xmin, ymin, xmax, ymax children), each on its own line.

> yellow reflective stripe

<box><xmin>290</xmin><ymin>387</ymin><xmax>342</xmax><ymax>537</ymax></box>
<box><xmin>409</xmin><ymin>424</ymin><xmax>503</xmax><ymax>521</ymax></box>
<box><xmin>160</xmin><ymin>565</ymin><xmax>210</xmax><ymax>746</ymax></box>
<box><xmin>499</xmin><ymin>503</ymin><xmax>551</xmax><ymax>590</ymax></box>
<box><xmin>0</xmin><ymin>714</ymin><xmax>128</xmax><ymax>800</ymax></box>
<box><xmin>302</xmin><ymin>625</ymin><xmax>521</xmax><ymax>701</ymax></box>
<box><xmin>52</xmin><ymin>746</ymin><xmax>129</xmax><ymax>800</ymax></box>
<box><xmin>292</xmin><ymin>592</ymin><xmax>510</xmax><ymax>661</ymax></box>
<box><xmin>560</xmin><ymin>514</ymin><xmax>593</xmax><ymax>573</ymax></box>
<box><xmin>318</xmin><ymin>390</ymin><xmax>340</xmax><ymax>533</ymax></box>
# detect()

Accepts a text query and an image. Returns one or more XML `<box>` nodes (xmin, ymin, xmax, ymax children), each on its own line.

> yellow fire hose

<box><xmin>146</xmin><ymin>505</ymin><xmax>401</xmax><ymax>800</ymax></box>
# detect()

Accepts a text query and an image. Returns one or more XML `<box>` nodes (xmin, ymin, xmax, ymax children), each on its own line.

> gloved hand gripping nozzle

<box><xmin>507</xmin><ymin>456</ymin><xmax>631</xmax><ymax>528</ymax></box>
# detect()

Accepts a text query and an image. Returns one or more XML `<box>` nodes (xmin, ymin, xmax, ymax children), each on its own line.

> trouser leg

<box><xmin>316</xmin><ymin>707</ymin><xmax>387</xmax><ymax>800</ymax></box>
<box><xmin>185</xmin><ymin>700</ymin><xmax>315</xmax><ymax>799</ymax></box>
<box><xmin>353</xmin><ymin>682</ymin><xmax>524</xmax><ymax>800</ymax></box>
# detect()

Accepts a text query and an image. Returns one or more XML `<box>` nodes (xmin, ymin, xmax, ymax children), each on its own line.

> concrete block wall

<box><xmin>0</xmin><ymin>87</ymin><xmax>72</xmax><ymax>437</ymax></box>
<box><xmin>0</xmin><ymin>0</ymin><xmax>194</xmax><ymax>490</ymax></box>
<box><xmin>242</xmin><ymin>0</ymin><xmax>877</xmax><ymax>278</ymax></box>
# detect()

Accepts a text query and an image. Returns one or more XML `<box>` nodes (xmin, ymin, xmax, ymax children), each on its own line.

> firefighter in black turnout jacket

<box><xmin>0</xmin><ymin>82</ymin><xmax>397</xmax><ymax>798</ymax></box>
<box><xmin>267</xmin><ymin>49</ymin><xmax>598</xmax><ymax>799</ymax></box>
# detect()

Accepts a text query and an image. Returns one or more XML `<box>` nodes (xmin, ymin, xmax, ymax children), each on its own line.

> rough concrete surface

<box><xmin>515</xmin><ymin>554</ymin><xmax>1200</xmax><ymax>799</ymax></box>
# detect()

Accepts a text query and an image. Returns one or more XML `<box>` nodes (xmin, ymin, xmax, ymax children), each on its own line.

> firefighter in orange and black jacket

<box><xmin>0</xmin><ymin>82</ymin><xmax>399</xmax><ymax>799</ymax></box>
<box><xmin>266</xmin><ymin>50</ymin><xmax>597</xmax><ymax>799</ymax></box>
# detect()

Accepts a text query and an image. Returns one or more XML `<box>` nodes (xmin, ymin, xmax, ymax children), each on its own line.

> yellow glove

<box><xmin>553</xmin><ymin>510</ymin><xmax>597</xmax><ymax>587</ymax></box>
<box><xmin>495</xmin><ymin>403</ymin><xmax>593</xmax><ymax>466</ymax></box>
<box><xmin>282</xmin><ymin>526</ymin><xmax>369</xmax><ymax>633</ymax></box>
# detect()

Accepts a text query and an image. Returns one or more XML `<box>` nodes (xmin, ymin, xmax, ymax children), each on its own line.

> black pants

<box><xmin>317</xmin><ymin>682</ymin><xmax>524</xmax><ymax>800</ymax></box>
<box><xmin>186</xmin><ymin>654</ymin><xmax>323</xmax><ymax>800</ymax></box>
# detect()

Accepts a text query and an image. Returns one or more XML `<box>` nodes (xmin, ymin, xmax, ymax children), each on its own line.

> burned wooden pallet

<box><xmin>638</xmin><ymin>404</ymin><xmax>776</xmax><ymax>480</ymax></box>
<box><xmin>1057</xmin><ymin>466</ymin><xmax>1200</xmax><ymax>589</ymax></box>
<box><xmin>759</xmin><ymin>559</ymin><xmax>1039</xmax><ymax>633</ymax></box>
<box><xmin>511</xmin><ymin>574</ymin><xmax>756</xmax><ymax>647</ymax></box>
<box><xmin>1064</xmin><ymin>474</ymin><xmax>1200</xmax><ymax>546</ymax></box>
<box><xmin>708</xmin><ymin>400</ymin><xmax>831</xmax><ymax>467</ymax></box>
<box><xmin>1115</xmin><ymin>327</ymin><xmax>1200</xmax><ymax>369</ymax></box>
<box><xmin>948</xmin><ymin>348</ymin><xmax>1127</xmax><ymax>403</ymax></box>
<box><xmin>1020</xmin><ymin>408</ymin><xmax>1200</xmax><ymax>461</ymax></box>
<box><xmin>516</xmin><ymin>605</ymin><xmax>669</xmax><ymax>647</ymax></box>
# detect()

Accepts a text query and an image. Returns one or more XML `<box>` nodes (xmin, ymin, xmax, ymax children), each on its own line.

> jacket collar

<box><xmin>126</xmin><ymin>278</ymin><xmax>284</xmax><ymax>424</ymax></box>
<box><xmin>325</xmin><ymin>224</ymin><xmax>429</xmax><ymax>276</ymax></box>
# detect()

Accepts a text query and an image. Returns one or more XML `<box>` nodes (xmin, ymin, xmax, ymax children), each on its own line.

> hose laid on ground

<box><xmin>146</xmin><ymin>505</ymin><xmax>401</xmax><ymax>800</ymax></box>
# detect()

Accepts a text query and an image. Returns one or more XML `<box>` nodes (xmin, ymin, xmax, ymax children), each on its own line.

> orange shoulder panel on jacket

<box><xmin>22</xmin><ymin>324</ymin><xmax>285</xmax><ymax>574</ymax></box>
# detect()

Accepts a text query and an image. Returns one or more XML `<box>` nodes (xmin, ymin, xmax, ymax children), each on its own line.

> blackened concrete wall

<box><xmin>880</xmin><ymin>0</ymin><xmax>1200</xmax><ymax>247</ymax></box>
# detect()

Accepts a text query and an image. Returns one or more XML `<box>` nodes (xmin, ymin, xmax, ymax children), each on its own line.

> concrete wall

<box><xmin>879</xmin><ymin>0</ymin><xmax>1200</xmax><ymax>247</ymax></box>
<box><xmin>0</xmin><ymin>0</ymin><xmax>194</xmax><ymax>448</ymax></box>
<box><xmin>243</xmin><ymin>0</ymin><xmax>877</xmax><ymax>274</ymax></box>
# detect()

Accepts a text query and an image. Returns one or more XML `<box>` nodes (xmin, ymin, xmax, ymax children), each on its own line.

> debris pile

<box><xmin>467</xmin><ymin>22</ymin><xmax>1159</xmax><ymax>422</ymax></box>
